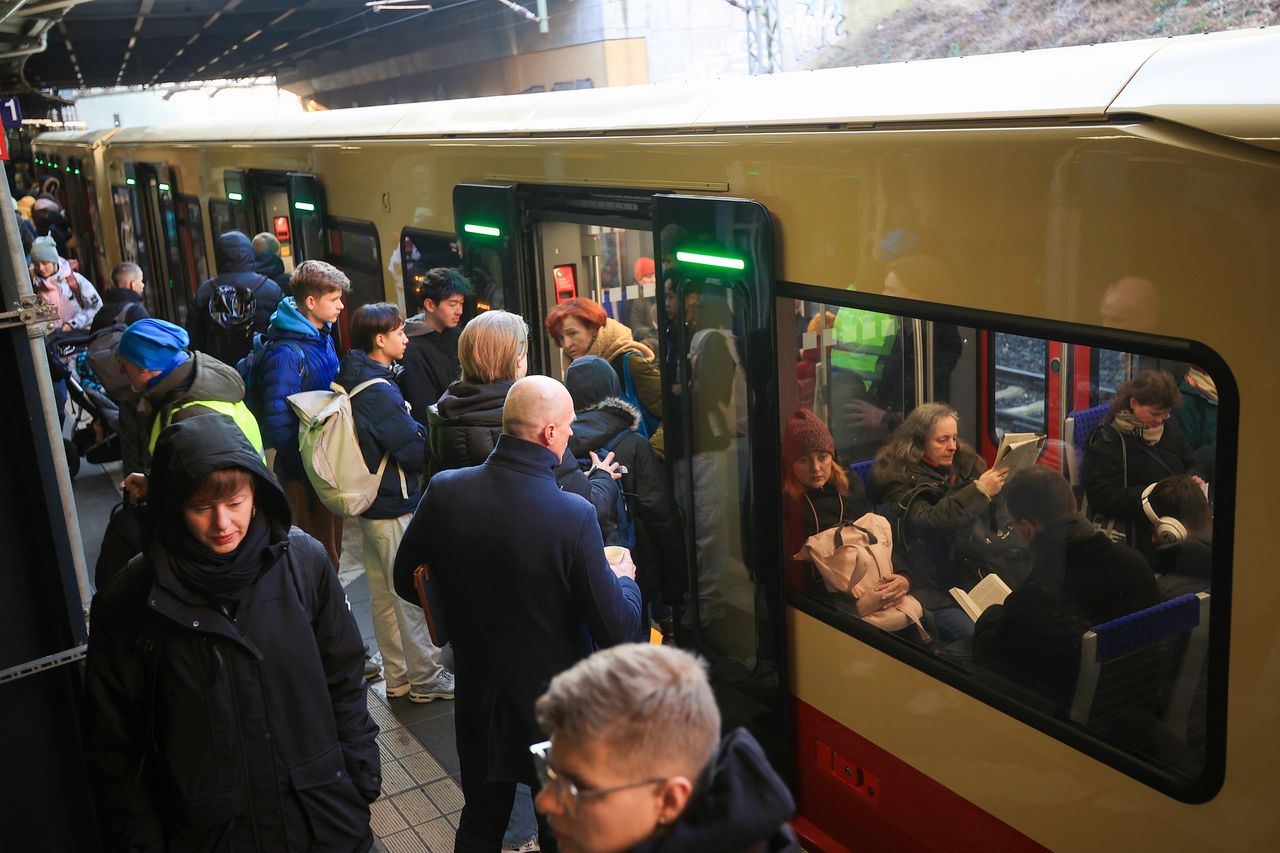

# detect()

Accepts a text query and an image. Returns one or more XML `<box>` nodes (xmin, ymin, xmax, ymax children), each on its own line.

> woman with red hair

<box><xmin>545</xmin><ymin>296</ymin><xmax>664</xmax><ymax>452</ymax></box>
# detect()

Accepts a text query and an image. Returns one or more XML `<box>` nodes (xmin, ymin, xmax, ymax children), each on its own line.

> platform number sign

<box><xmin>0</xmin><ymin>98</ymin><xmax>20</xmax><ymax>129</ymax></box>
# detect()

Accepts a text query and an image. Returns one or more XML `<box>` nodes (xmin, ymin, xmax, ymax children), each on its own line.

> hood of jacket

<box><xmin>215</xmin><ymin>231</ymin><xmax>256</xmax><ymax>274</ymax></box>
<box><xmin>637</xmin><ymin>727</ymin><xmax>796</xmax><ymax>853</ymax></box>
<box><xmin>565</xmin><ymin>355</ymin><xmax>620</xmax><ymax>410</ymax></box>
<box><xmin>1029</xmin><ymin>514</ymin><xmax>1111</xmax><ymax>588</ymax></box>
<box><xmin>405</xmin><ymin>313</ymin><xmax>453</xmax><ymax>339</ymax></box>
<box><xmin>335</xmin><ymin>347</ymin><xmax>397</xmax><ymax>390</ymax></box>
<box><xmin>567</xmin><ymin>398</ymin><xmax>640</xmax><ymax>458</ymax></box>
<box><xmin>268</xmin><ymin>296</ymin><xmax>322</xmax><ymax>338</ymax></box>
<box><xmin>147</xmin><ymin>413</ymin><xmax>289</xmax><ymax>542</ymax></box>
<box><xmin>254</xmin><ymin>251</ymin><xmax>286</xmax><ymax>279</ymax></box>
<box><xmin>433</xmin><ymin>378</ymin><xmax>512</xmax><ymax>422</ymax></box>
<box><xmin>144</xmin><ymin>350</ymin><xmax>246</xmax><ymax>411</ymax></box>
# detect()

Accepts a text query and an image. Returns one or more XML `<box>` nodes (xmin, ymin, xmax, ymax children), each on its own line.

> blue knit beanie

<box><xmin>30</xmin><ymin>236</ymin><xmax>59</xmax><ymax>265</ymax></box>
<box><xmin>118</xmin><ymin>318</ymin><xmax>191</xmax><ymax>377</ymax></box>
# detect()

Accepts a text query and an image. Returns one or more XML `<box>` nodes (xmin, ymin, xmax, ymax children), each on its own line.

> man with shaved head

<box><xmin>394</xmin><ymin>374</ymin><xmax>641</xmax><ymax>852</ymax></box>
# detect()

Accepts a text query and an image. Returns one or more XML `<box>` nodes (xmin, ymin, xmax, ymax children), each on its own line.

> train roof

<box><xmin>37</xmin><ymin>27</ymin><xmax>1280</xmax><ymax>154</ymax></box>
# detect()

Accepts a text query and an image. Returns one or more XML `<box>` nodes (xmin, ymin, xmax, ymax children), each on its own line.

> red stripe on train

<box><xmin>792</xmin><ymin>698</ymin><xmax>1048</xmax><ymax>853</ymax></box>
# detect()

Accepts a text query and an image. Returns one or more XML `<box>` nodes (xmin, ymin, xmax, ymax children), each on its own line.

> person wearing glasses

<box><xmin>531</xmin><ymin>643</ymin><xmax>798</xmax><ymax>853</ymax></box>
<box><xmin>1083</xmin><ymin>369</ymin><xmax>1206</xmax><ymax>559</ymax></box>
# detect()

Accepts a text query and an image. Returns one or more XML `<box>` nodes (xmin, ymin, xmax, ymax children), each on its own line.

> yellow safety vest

<box><xmin>148</xmin><ymin>400</ymin><xmax>265</xmax><ymax>458</ymax></box>
<box><xmin>829</xmin><ymin>307</ymin><xmax>899</xmax><ymax>386</ymax></box>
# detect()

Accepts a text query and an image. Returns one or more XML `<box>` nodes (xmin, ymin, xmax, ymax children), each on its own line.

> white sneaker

<box><xmin>409</xmin><ymin>671</ymin><xmax>456</xmax><ymax>703</ymax></box>
<box><xmin>385</xmin><ymin>682</ymin><xmax>411</xmax><ymax>699</ymax></box>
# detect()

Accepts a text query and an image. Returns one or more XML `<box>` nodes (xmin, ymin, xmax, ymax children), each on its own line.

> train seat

<box><xmin>849</xmin><ymin>459</ymin><xmax>876</xmax><ymax>505</ymax></box>
<box><xmin>1070</xmin><ymin>593</ymin><xmax>1209</xmax><ymax>740</ymax></box>
<box><xmin>1064</xmin><ymin>404</ymin><xmax>1110</xmax><ymax>487</ymax></box>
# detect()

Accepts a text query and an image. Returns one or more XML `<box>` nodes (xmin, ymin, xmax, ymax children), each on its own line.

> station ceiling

<box><xmin>18</xmin><ymin>0</ymin><xmax>427</xmax><ymax>92</ymax></box>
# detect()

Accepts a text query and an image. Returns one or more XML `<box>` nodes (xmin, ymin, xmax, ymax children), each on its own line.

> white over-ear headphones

<box><xmin>1141</xmin><ymin>482</ymin><xmax>1187</xmax><ymax>545</ymax></box>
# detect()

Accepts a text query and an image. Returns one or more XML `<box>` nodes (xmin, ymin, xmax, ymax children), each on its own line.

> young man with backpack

<box><xmin>241</xmin><ymin>260</ymin><xmax>346</xmax><ymax>571</ymax></box>
<box><xmin>189</xmin><ymin>231</ymin><xmax>283</xmax><ymax>367</ymax></box>
<box><xmin>334</xmin><ymin>302</ymin><xmax>452</xmax><ymax>703</ymax></box>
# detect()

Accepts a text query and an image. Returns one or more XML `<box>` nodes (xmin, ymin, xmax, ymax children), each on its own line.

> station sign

<box><xmin>1</xmin><ymin>98</ymin><xmax>21</xmax><ymax>130</ymax></box>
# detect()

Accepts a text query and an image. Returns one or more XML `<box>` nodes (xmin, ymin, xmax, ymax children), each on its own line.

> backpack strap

<box><xmin>342</xmin><ymin>377</ymin><xmax>390</xmax><ymax>398</ymax></box>
<box><xmin>601</xmin><ymin>428</ymin><xmax>632</xmax><ymax>456</ymax></box>
<box><xmin>337</xmin><ymin>378</ymin><xmax>404</xmax><ymax>497</ymax></box>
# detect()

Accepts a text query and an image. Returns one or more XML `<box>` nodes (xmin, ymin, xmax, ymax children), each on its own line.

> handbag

<box><xmin>793</xmin><ymin>508</ymin><xmax>930</xmax><ymax>642</ymax></box>
<box><xmin>1084</xmin><ymin>425</ymin><xmax>1133</xmax><ymax>545</ymax></box>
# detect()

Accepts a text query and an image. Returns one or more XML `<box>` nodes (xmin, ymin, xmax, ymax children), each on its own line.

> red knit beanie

<box><xmin>784</xmin><ymin>408</ymin><xmax>835</xmax><ymax>466</ymax></box>
<box><xmin>634</xmin><ymin>256</ymin><xmax>656</xmax><ymax>281</ymax></box>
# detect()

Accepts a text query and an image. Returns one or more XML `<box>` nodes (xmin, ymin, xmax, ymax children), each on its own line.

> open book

<box><xmin>995</xmin><ymin>432</ymin><xmax>1047</xmax><ymax>472</ymax></box>
<box><xmin>950</xmin><ymin>574</ymin><xmax>1013</xmax><ymax>622</ymax></box>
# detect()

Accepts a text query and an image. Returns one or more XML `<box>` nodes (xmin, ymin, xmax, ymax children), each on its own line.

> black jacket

<box><xmin>401</xmin><ymin>317</ymin><xmax>460</xmax><ymax>433</ymax></box>
<box><xmin>393</xmin><ymin>435</ymin><xmax>641</xmax><ymax>782</ymax></box>
<box><xmin>254</xmin><ymin>251</ymin><xmax>292</xmax><ymax>297</ymax></box>
<box><xmin>566</xmin><ymin>356</ymin><xmax>686</xmax><ymax>603</ymax></box>
<box><xmin>1082</xmin><ymin>418</ymin><xmax>1202</xmax><ymax>557</ymax></box>
<box><xmin>84</xmin><ymin>415</ymin><xmax>379</xmax><ymax>851</ymax></box>
<box><xmin>90</xmin><ymin>288</ymin><xmax>148</xmax><ymax>332</ymax></box>
<box><xmin>634</xmin><ymin>728</ymin><xmax>799</xmax><ymax>853</ymax></box>
<box><xmin>873</xmin><ymin>448</ymin><xmax>995</xmax><ymax>608</ymax></box>
<box><xmin>190</xmin><ymin>232</ymin><xmax>284</xmax><ymax>365</ymax></box>
<box><xmin>425</xmin><ymin>378</ymin><xmax>620</xmax><ymax>528</ymax></box>
<box><xmin>973</xmin><ymin>515</ymin><xmax>1158</xmax><ymax>710</ymax></box>
<box><xmin>335</xmin><ymin>350</ymin><xmax>426</xmax><ymax>519</ymax></box>
<box><xmin>1153</xmin><ymin>538</ymin><xmax>1213</xmax><ymax>601</ymax></box>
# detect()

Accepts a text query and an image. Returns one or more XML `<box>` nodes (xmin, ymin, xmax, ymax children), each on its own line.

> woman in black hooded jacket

<box><xmin>83</xmin><ymin>414</ymin><xmax>380</xmax><ymax>851</ymax></box>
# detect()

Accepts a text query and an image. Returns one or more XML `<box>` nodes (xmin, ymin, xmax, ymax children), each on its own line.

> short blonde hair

<box><xmin>458</xmin><ymin>310</ymin><xmax>528</xmax><ymax>384</ymax></box>
<box><xmin>535</xmin><ymin>644</ymin><xmax>721</xmax><ymax>779</ymax></box>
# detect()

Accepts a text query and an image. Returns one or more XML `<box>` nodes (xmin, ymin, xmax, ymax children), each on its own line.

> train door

<box><xmin>126</xmin><ymin>163</ymin><xmax>186</xmax><ymax>325</ymax></box>
<box><xmin>111</xmin><ymin>178</ymin><xmax>159</xmax><ymax>318</ymax></box>
<box><xmin>175</xmin><ymin>194</ymin><xmax>211</xmax><ymax>297</ymax></box>
<box><xmin>221</xmin><ymin>169</ymin><xmax>327</xmax><ymax>271</ymax></box>
<box><xmin>400</xmin><ymin>229</ymin><xmax>462</xmax><ymax>317</ymax></box>
<box><xmin>653</xmin><ymin>194</ymin><xmax>787</xmax><ymax>763</ymax></box>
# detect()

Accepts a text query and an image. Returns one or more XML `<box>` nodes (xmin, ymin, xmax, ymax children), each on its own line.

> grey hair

<box><xmin>871</xmin><ymin>401</ymin><xmax>959</xmax><ymax>490</ymax></box>
<box><xmin>459</xmin><ymin>310</ymin><xmax>528</xmax><ymax>384</ymax></box>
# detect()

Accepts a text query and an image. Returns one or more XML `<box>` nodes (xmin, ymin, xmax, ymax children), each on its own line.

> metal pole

<box><xmin>0</xmin><ymin>162</ymin><xmax>93</xmax><ymax>616</ymax></box>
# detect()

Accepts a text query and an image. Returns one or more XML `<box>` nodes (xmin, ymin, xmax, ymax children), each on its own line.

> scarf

<box><xmin>567</xmin><ymin>317</ymin><xmax>656</xmax><ymax>370</ymax></box>
<box><xmin>1112</xmin><ymin>408</ymin><xmax>1163</xmax><ymax>445</ymax></box>
<box><xmin>162</xmin><ymin>514</ymin><xmax>273</xmax><ymax>608</ymax></box>
<box><xmin>1183</xmin><ymin>367</ymin><xmax>1218</xmax><ymax>403</ymax></box>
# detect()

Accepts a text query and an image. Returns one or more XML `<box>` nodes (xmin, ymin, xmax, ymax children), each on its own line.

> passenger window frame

<box><xmin>776</xmin><ymin>278</ymin><xmax>1233</xmax><ymax>804</ymax></box>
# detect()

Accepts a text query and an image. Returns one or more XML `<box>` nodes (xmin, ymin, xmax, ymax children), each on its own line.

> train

<box><xmin>29</xmin><ymin>26</ymin><xmax>1280</xmax><ymax>851</ymax></box>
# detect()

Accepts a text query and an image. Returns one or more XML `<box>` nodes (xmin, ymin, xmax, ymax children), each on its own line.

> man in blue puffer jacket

<box><xmin>336</xmin><ymin>302</ymin><xmax>452</xmax><ymax>704</ymax></box>
<box><xmin>247</xmin><ymin>260</ymin><xmax>347</xmax><ymax>571</ymax></box>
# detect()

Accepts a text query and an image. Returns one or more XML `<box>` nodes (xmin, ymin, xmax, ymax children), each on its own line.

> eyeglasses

<box><xmin>529</xmin><ymin>740</ymin><xmax>665</xmax><ymax>815</ymax></box>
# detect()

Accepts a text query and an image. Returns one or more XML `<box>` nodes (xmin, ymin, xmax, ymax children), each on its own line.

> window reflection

<box><xmin>781</xmin><ymin>296</ymin><xmax>1217</xmax><ymax>780</ymax></box>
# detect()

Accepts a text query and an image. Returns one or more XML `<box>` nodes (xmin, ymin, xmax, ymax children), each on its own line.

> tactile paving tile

<box><xmin>444</xmin><ymin>812</ymin><xmax>459</xmax><ymax>829</ymax></box>
<box><xmin>424</xmin><ymin>777</ymin><xmax>464</xmax><ymax>815</ymax></box>
<box><xmin>401</xmin><ymin>750</ymin><xmax>447</xmax><ymax>785</ymax></box>
<box><xmin>415</xmin><ymin>816</ymin><xmax>457</xmax><ymax>853</ymax></box>
<box><xmin>367</xmin><ymin>697</ymin><xmax>401</xmax><ymax>733</ymax></box>
<box><xmin>380</xmin><ymin>760</ymin><xmax>417</xmax><ymax>797</ymax></box>
<box><xmin>370</xmin><ymin>798</ymin><xmax>408</xmax><ymax>838</ymax></box>
<box><xmin>378</xmin><ymin>727</ymin><xmax>424</xmax><ymax>761</ymax></box>
<box><xmin>380</xmin><ymin>827</ymin><xmax>429</xmax><ymax>853</ymax></box>
<box><xmin>391</xmin><ymin>786</ymin><xmax>439</xmax><ymax>827</ymax></box>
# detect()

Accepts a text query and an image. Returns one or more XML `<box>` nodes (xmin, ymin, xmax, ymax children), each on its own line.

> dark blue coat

<box><xmin>336</xmin><ymin>349</ymin><xmax>426</xmax><ymax>519</ymax></box>
<box><xmin>190</xmin><ymin>232</ymin><xmax>284</xmax><ymax>365</ymax></box>
<box><xmin>252</xmin><ymin>297</ymin><xmax>340</xmax><ymax>483</ymax></box>
<box><xmin>83</xmin><ymin>415</ymin><xmax>379</xmax><ymax>851</ymax></box>
<box><xmin>392</xmin><ymin>435</ymin><xmax>641</xmax><ymax>782</ymax></box>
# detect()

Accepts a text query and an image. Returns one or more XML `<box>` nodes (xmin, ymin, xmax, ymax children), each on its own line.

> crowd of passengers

<box><xmin>48</xmin><ymin>235</ymin><xmax>793</xmax><ymax>852</ymax></box>
<box><xmin>784</xmin><ymin>365</ymin><xmax>1214</xmax><ymax>720</ymax></box>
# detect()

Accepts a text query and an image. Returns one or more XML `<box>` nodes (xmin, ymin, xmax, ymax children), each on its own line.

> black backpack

<box><xmin>207</xmin><ymin>275</ymin><xmax>268</xmax><ymax>363</ymax></box>
<box><xmin>577</xmin><ymin>428</ymin><xmax>638</xmax><ymax>550</ymax></box>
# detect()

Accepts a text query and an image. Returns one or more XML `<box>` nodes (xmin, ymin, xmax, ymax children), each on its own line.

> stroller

<box><xmin>48</xmin><ymin>329</ymin><xmax>123</xmax><ymax>476</ymax></box>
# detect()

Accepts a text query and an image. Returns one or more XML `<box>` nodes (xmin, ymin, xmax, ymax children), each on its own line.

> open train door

<box><xmin>287</xmin><ymin>172</ymin><xmax>327</xmax><ymax>264</ymax></box>
<box><xmin>652</xmin><ymin>194</ymin><xmax>788</xmax><ymax>772</ymax></box>
<box><xmin>452</xmin><ymin>184</ymin><xmax>530</xmax><ymax>358</ymax></box>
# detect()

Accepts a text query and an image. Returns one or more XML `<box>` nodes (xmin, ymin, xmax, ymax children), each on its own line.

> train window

<box><xmin>399</xmin><ymin>228</ymin><xmax>460</xmax><ymax>317</ymax></box>
<box><xmin>326</xmin><ymin>216</ymin><xmax>384</xmax><ymax>317</ymax></box>
<box><xmin>176</xmin><ymin>195</ymin><xmax>210</xmax><ymax>293</ymax></box>
<box><xmin>111</xmin><ymin>184</ymin><xmax>157</xmax><ymax>317</ymax></box>
<box><xmin>207</xmin><ymin>199</ymin><xmax>249</xmax><ymax>242</ymax></box>
<box><xmin>780</xmin><ymin>294</ymin><xmax>1225</xmax><ymax>795</ymax></box>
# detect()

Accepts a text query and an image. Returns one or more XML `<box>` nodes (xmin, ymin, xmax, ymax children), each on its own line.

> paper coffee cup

<box><xmin>604</xmin><ymin>546</ymin><xmax>627</xmax><ymax>565</ymax></box>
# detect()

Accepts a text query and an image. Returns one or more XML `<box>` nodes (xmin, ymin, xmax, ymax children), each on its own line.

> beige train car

<box><xmin>36</xmin><ymin>28</ymin><xmax>1280</xmax><ymax>851</ymax></box>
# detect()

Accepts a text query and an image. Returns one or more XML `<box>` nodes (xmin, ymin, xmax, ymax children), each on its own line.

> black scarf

<box><xmin>162</xmin><ymin>514</ymin><xmax>273</xmax><ymax>608</ymax></box>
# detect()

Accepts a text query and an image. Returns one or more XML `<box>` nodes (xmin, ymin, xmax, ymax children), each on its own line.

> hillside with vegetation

<box><xmin>816</xmin><ymin>0</ymin><xmax>1279</xmax><ymax>67</ymax></box>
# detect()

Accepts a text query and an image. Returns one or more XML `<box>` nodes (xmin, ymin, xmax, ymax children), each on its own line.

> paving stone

<box><xmin>424</xmin><ymin>777</ymin><xmax>464</xmax><ymax>815</ymax></box>
<box><xmin>370</xmin><ymin>798</ymin><xmax>408</xmax><ymax>838</ymax></box>
<box><xmin>402</xmin><ymin>750</ymin><xmax>447</xmax><ymax>785</ymax></box>
<box><xmin>379</xmin><ymin>726</ymin><xmax>424</xmax><ymax>760</ymax></box>
<box><xmin>391</xmin><ymin>786</ymin><xmax>440</xmax><ymax>827</ymax></box>
<box><xmin>380</xmin><ymin>828</ymin><xmax>428</xmax><ymax>853</ymax></box>
<box><xmin>380</xmin><ymin>760</ymin><xmax>417</xmax><ymax>797</ymax></box>
<box><xmin>415</xmin><ymin>816</ymin><xmax>457</xmax><ymax>853</ymax></box>
<box><xmin>367</xmin><ymin>697</ymin><xmax>401</xmax><ymax>733</ymax></box>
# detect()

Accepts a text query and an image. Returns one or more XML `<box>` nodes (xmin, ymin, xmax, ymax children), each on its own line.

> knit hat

<box><xmin>784</xmin><ymin>408</ymin><xmax>835</xmax><ymax>466</ymax></box>
<box><xmin>30</xmin><ymin>235</ymin><xmax>59</xmax><ymax>265</ymax></box>
<box><xmin>33</xmin><ymin>196</ymin><xmax>59</xmax><ymax>213</ymax></box>
<box><xmin>118</xmin><ymin>318</ymin><xmax>190</xmax><ymax>375</ymax></box>
<box><xmin>634</xmin><ymin>256</ymin><xmax>655</xmax><ymax>281</ymax></box>
<box><xmin>16</xmin><ymin>195</ymin><xmax>35</xmax><ymax>217</ymax></box>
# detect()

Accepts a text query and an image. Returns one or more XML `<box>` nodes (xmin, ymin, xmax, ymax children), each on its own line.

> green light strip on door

<box><xmin>157</xmin><ymin>183</ymin><xmax>170</xmax><ymax>191</ymax></box>
<box><xmin>227</xmin><ymin>192</ymin><xmax>243</xmax><ymax>201</ymax></box>
<box><xmin>294</xmin><ymin>201</ymin><xmax>316</xmax><ymax>212</ymax></box>
<box><xmin>675</xmin><ymin>250</ymin><xmax>746</xmax><ymax>271</ymax></box>
<box><xmin>125</xmin><ymin>178</ymin><xmax>136</xmax><ymax>185</ymax></box>
<box><xmin>463</xmin><ymin>223</ymin><xmax>501</xmax><ymax>237</ymax></box>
